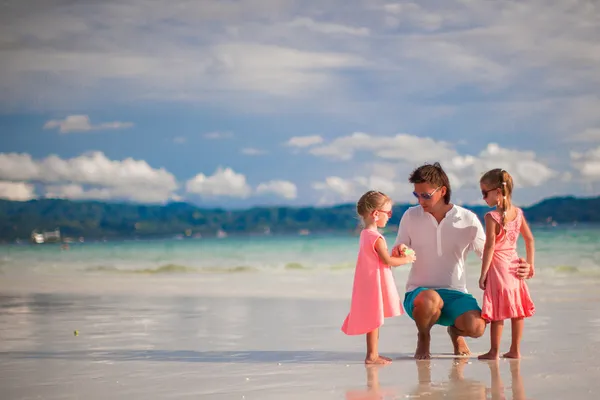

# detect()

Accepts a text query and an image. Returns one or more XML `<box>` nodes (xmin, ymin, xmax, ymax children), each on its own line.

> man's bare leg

<box><xmin>449</xmin><ymin>310</ymin><xmax>486</xmax><ymax>356</ymax></box>
<box><xmin>447</xmin><ymin>326</ymin><xmax>471</xmax><ymax>356</ymax></box>
<box><xmin>411</xmin><ymin>290</ymin><xmax>443</xmax><ymax>360</ymax></box>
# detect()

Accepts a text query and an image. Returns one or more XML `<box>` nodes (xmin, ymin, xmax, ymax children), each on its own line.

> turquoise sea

<box><xmin>1</xmin><ymin>226</ymin><xmax>599</xmax><ymax>277</ymax></box>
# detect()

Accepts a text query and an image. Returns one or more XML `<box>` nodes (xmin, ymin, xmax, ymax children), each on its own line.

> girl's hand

<box><xmin>479</xmin><ymin>275</ymin><xmax>487</xmax><ymax>290</ymax></box>
<box><xmin>391</xmin><ymin>244</ymin><xmax>408</xmax><ymax>257</ymax></box>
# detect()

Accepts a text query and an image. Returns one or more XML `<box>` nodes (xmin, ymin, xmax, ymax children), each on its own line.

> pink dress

<box><xmin>481</xmin><ymin>208</ymin><xmax>535</xmax><ymax>322</ymax></box>
<box><xmin>341</xmin><ymin>229</ymin><xmax>403</xmax><ymax>335</ymax></box>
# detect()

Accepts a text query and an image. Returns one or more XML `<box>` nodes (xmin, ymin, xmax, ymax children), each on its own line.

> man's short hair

<box><xmin>409</xmin><ymin>162</ymin><xmax>452</xmax><ymax>204</ymax></box>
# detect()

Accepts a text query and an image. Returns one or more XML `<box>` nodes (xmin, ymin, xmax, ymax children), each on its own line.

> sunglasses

<box><xmin>412</xmin><ymin>186</ymin><xmax>441</xmax><ymax>200</ymax></box>
<box><xmin>377</xmin><ymin>210</ymin><xmax>393</xmax><ymax>218</ymax></box>
<box><xmin>481</xmin><ymin>188</ymin><xmax>498</xmax><ymax>198</ymax></box>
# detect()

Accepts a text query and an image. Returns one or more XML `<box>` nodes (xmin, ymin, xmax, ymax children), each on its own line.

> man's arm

<box><xmin>391</xmin><ymin>210</ymin><xmax>411</xmax><ymax>255</ymax></box>
<box><xmin>469</xmin><ymin>213</ymin><xmax>486</xmax><ymax>259</ymax></box>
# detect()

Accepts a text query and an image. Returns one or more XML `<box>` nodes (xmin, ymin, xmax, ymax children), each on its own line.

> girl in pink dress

<box><xmin>341</xmin><ymin>190</ymin><xmax>416</xmax><ymax>365</ymax></box>
<box><xmin>478</xmin><ymin>169</ymin><xmax>535</xmax><ymax>360</ymax></box>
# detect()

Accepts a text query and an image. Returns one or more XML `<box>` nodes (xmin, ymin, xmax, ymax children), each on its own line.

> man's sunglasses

<box><xmin>413</xmin><ymin>186</ymin><xmax>441</xmax><ymax>200</ymax></box>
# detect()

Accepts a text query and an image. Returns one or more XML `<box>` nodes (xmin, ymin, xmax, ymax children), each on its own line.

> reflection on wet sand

<box><xmin>347</xmin><ymin>358</ymin><xmax>527</xmax><ymax>400</ymax></box>
<box><xmin>488</xmin><ymin>359</ymin><xmax>527</xmax><ymax>400</ymax></box>
<box><xmin>345</xmin><ymin>365</ymin><xmax>395</xmax><ymax>400</ymax></box>
<box><xmin>409</xmin><ymin>358</ymin><xmax>486</xmax><ymax>399</ymax></box>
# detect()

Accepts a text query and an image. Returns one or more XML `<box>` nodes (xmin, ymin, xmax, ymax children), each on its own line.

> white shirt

<box><xmin>393</xmin><ymin>204</ymin><xmax>485</xmax><ymax>293</ymax></box>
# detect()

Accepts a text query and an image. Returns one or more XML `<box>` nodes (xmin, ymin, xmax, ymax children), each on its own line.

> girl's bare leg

<box><xmin>366</xmin><ymin>328</ymin><xmax>392</xmax><ymax>364</ymax></box>
<box><xmin>503</xmin><ymin>318</ymin><xmax>523</xmax><ymax>358</ymax></box>
<box><xmin>478</xmin><ymin>320</ymin><xmax>504</xmax><ymax>360</ymax></box>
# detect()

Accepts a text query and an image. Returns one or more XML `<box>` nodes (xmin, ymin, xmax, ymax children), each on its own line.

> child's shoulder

<box><xmin>361</xmin><ymin>228</ymin><xmax>382</xmax><ymax>237</ymax></box>
<box><xmin>484</xmin><ymin>209</ymin><xmax>501</xmax><ymax>219</ymax></box>
<box><xmin>360</xmin><ymin>229</ymin><xmax>383</xmax><ymax>243</ymax></box>
<box><xmin>485</xmin><ymin>207</ymin><xmax>522</xmax><ymax>222</ymax></box>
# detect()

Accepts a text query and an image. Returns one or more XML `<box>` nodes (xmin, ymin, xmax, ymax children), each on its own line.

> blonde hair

<box><xmin>356</xmin><ymin>190</ymin><xmax>391</xmax><ymax>222</ymax></box>
<box><xmin>480</xmin><ymin>168</ymin><xmax>514</xmax><ymax>228</ymax></box>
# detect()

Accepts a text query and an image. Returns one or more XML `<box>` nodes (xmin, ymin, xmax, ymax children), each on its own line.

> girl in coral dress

<box><xmin>478</xmin><ymin>169</ymin><xmax>535</xmax><ymax>360</ymax></box>
<box><xmin>341</xmin><ymin>190</ymin><xmax>416</xmax><ymax>365</ymax></box>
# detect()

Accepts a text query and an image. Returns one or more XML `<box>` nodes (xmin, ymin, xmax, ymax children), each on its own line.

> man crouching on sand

<box><xmin>391</xmin><ymin>163</ymin><xmax>532</xmax><ymax>359</ymax></box>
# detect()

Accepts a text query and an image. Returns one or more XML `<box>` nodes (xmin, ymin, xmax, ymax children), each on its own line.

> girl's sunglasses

<box><xmin>377</xmin><ymin>210</ymin><xmax>393</xmax><ymax>218</ymax></box>
<box><xmin>412</xmin><ymin>186</ymin><xmax>441</xmax><ymax>200</ymax></box>
<box><xmin>482</xmin><ymin>188</ymin><xmax>497</xmax><ymax>198</ymax></box>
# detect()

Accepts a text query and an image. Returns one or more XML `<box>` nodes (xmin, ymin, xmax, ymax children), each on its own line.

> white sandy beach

<box><xmin>2</xmin><ymin>268</ymin><xmax>600</xmax><ymax>399</ymax></box>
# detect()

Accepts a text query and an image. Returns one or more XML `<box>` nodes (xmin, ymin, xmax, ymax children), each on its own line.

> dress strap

<box><xmin>515</xmin><ymin>207</ymin><xmax>523</xmax><ymax>230</ymax></box>
<box><xmin>486</xmin><ymin>211</ymin><xmax>502</xmax><ymax>225</ymax></box>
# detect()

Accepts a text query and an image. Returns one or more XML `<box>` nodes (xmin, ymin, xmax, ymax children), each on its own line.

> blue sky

<box><xmin>1</xmin><ymin>0</ymin><xmax>599</xmax><ymax>208</ymax></box>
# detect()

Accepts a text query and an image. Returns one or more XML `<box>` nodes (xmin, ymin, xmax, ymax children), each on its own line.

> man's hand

<box><xmin>391</xmin><ymin>244</ymin><xmax>408</xmax><ymax>258</ymax></box>
<box><xmin>516</xmin><ymin>258</ymin><xmax>532</xmax><ymax>279</ymax></box>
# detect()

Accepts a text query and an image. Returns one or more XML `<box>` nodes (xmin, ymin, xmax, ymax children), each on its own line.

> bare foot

<box><xmin>447</xmin><ymin>326</ymin><xmax>471</xmax><ymax>356</ymax></box>
<box><xmin>478</xmin><ymin>350</ymin><xmax>499</xmax><ymax>360</ymax></box>
<box><xmin>365</xmin><ymin>355</ymin><xmax>392</xmax><ymax>365</ymax></box>
<box><xmin>414</xmin><ymin>333</ymin><xmax>431</xmax><ymax>360</ymax></box>
<box><xmin>502</xmin><ymin>351</ymin><xmax>521</xmax><ymax>359</ymax></box>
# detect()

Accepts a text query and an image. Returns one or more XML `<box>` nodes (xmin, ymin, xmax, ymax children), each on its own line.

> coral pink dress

<box><xmin>481</xmin><ymin>208</ymin><xmax>535</xmax><ymax>322</ymax></box>
<box><xmin>341</xmin><ymin>229</ymin><xmax>403</xmax><ymax>335</ymax></box>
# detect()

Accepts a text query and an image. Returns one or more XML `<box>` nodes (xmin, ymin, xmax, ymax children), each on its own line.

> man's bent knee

<box><xmin>413</xmin><ymin>290</ymin><xmax>444</xmax><ymax>314</ymax></box>
<box><xmin>468</xmin><ymin>320</ymin><xmax>485</xmax><ymax>338</ymax></box>
<box><xmin>455</xmin><ymin>311</ymin><xmax>486</xmax><ymax>338</ymax></box>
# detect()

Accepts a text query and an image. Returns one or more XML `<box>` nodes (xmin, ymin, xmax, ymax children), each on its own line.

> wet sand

<box><xmin>1</xmin><ymin>271</ymin><xmax>600</xmax><ymax>399</ymax></box>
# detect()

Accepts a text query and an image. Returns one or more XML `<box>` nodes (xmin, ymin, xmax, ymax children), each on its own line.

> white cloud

<box><xmin>210</xmin><ymin>42</ymin><xmax>367</xmax><ymax>97</ymax></box>
<box><xmin>0</xmin><ymin>181</ymin><xmax>36</xmax><ymax>201</ymax></box>
<box><xmin>308</xmin><ymin>132</ymin><xmax>457</xmax><ymax>162</ymax></box>
<box><xmin>286</xmin><ymin>135</ymin><xmax>324</xmax><ymax>148</ymax></box>
<box><xmin>446</xmin><ymin>143</ymin><xmax>557</xmax><ymax>189</ymax></box>
<box><xmin>204</xmin><ymin>132</ymin><xmax>233</xmax><ymax>140</ymax></box>
<box><xmin>43</xmin><ymin>115</ymin><xmax>133</xmax><ymax>134</ymax></box>
<box><xmin>173</xmin><ymin>136</ymin><xmax>187</xmax><ymax>144</ymax></box>
<box><xmin>312</xmin><ymin>174</ymin><xmax>412</xmax><ymax>205</ymax></box>
<box><xmin>304</xmin><ymin>133</ymin><xmax>554</xmax><ymax>189</ymax></box>
<box><xmin>256</xmin><ymin>180</ymin><xmax>297</xmax><ymax>199</ymax></box>
<box><xmin>287</xmin><ymin>17</ymin><xmax>369</xmax><ymax>36</ymax></box>
<box><xmin>43</xmin><ymin>183</ymin><xmax>176</xmax><ymax>203</ymax></box>
<box><xmin>568</xmin><ymin>128</ymin><xmax>600</xmax><ymax>143</ymax></box>
<box><xmin>0</xmin><ymin>152</ymin><xmax>178</xmax><ymax>203</ymax></box>
<box><xmin>241</xmin><ymin>147</ymin><xmax>267</xmax><ymax>155</ymax></box>
<box><xmin>1</xmin><ymin>0</ymin><xmax>598</xmax><ymax>151</ymax></box>
<box><xmin>45</xmin><ymin>184</ymin><xmax>113</xmax><ymax>201</ymax></box>
<box><xmin>308</xmin><ymin>133</ymin><xmax>556</xmax><ymax>203</ymax></box>
<box><xmin>571</xmin><ymin>146</ymin><xmax>600</xmax><ymax>181</ymax></box>
<box><xmin>186</xmin><ymin>167</ymin><xmax>251</xmax><ymax>198</ymax></box>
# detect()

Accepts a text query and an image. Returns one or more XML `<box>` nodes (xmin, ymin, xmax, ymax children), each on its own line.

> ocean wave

<box><xmin>548</xmin><ymin>265</ymin><xmax>600</xmax><ymax>277</ymax></box>
<box><xmin>553</xmin><ymin>265</ymin><xmax>580</xmax><ymax>273</ymax></box>
<box><xmin>284</xmin><ymin>262</ymin><xmax>306</xmax><ymax>270</ymax></box>
<box><xmin>85</xmin><ymin>264</ymin><xmax>258</xmax><ymax>274</ymax></box>
<box><xmin>330</xmin><ymin>262</ymin><xmax>355</xmax><ymax>270</ymax></box>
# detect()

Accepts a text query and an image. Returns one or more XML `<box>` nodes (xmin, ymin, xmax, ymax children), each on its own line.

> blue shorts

<box><xmin>403</xmin><ymin>288</ymin><xmax>481</xmax><ymax>327</ymax></box>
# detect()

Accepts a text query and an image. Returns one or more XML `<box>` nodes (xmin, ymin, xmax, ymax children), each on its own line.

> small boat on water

<box><xmin>30</xmin><ymin>229</ymin><xmax>61</xmax><ymax>244</ymax></box>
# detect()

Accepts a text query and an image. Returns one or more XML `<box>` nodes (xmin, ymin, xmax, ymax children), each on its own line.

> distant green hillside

<box><xmin>0</xmin><ymin>196</ymin><xmax>598</xmax><ymax>241</ymax></box>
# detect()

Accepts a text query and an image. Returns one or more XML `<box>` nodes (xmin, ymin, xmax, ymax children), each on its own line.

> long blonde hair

<box><xmin>480</xmin><ymin>168</ymin><xmax>513</xmax><ymax>228</ymax></box>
